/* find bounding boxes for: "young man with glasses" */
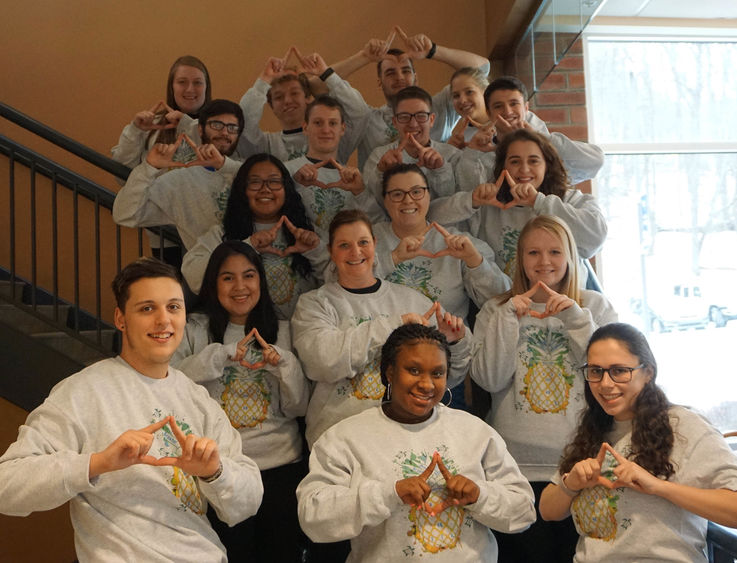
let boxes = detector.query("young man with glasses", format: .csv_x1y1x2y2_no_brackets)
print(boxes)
284,95,384,239
325,28,490,167
362,86,461,211
113,100,245,251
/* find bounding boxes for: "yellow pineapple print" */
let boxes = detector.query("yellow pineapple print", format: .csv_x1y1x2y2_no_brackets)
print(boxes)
350,357,385,400
401,452,464,554
264,258,296,305
571,485,619,541
221,366,271,428
171,466,205,515
521,328,575,413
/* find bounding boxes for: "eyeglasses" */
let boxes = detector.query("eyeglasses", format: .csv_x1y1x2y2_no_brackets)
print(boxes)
385,186,429,203
580,364,645,383
246,177,284,191
394,111,431,124
206,120,240,134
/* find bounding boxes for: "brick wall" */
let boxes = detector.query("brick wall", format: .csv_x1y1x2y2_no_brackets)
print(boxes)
528,38,592,193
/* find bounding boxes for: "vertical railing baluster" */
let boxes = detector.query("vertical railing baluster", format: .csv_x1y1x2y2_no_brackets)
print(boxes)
138,228,144,257
51,172,59,322
116,224,122,273
30,161,37,309
73,185,80,334
9,151,16,301
95,195,102,347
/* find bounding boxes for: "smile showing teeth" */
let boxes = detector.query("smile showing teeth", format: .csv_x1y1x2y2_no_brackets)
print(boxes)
149,332,172,340
347,259,365,265
400,208,417,214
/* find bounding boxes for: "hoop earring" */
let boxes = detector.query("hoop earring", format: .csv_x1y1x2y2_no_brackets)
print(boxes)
442,387,453,407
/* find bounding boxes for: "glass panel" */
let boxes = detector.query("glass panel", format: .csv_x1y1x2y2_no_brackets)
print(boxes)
533,2,556,90
595,152,737,430
515,30,535,98
588,40,737,144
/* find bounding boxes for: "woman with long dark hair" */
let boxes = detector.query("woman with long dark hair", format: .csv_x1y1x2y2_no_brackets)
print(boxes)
173,240,309,562
539,323,737,562
182,153,327,319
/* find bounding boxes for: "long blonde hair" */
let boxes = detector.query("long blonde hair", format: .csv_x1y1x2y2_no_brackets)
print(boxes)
498,215,581,305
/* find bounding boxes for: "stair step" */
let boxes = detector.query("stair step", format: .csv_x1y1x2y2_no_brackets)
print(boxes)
0,304,58,334
30,331,109,365
0,279,27,300
79,329,117,350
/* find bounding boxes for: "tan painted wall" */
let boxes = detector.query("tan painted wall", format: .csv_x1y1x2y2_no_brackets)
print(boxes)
0,1,488,557
0,0,488,322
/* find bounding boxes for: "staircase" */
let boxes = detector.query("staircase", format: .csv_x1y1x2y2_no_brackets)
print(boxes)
0,102,180,411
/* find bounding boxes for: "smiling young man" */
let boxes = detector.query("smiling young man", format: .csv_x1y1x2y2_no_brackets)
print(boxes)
456,75,605,191
236,56,364,165
284,95,384,238
113,99,245,251
0,258,263,562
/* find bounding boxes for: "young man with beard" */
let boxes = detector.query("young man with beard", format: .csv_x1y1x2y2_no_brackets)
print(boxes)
113,100,245,251
0,258,263,562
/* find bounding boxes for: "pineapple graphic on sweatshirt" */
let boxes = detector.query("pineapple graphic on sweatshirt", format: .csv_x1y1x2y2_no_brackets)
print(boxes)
518,325,576,414
154,413,205,515
396,449,467,555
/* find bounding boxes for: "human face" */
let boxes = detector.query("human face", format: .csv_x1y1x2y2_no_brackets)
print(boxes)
172,65,207,115
200,113,240,156
451,75,487,123
385,340,447,423
245,161,286,223
304,105,345,156
587,338,652,421
384,171,429,234
378,54,416,98
393,98,435,147
329,221,376,288
269,79,309,129
114,277,185,379
487,88,528,129
216,254,260,325
521,228,568,293
504,140,546,190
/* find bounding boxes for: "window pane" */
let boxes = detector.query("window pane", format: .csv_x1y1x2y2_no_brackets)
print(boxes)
588,40,737,144
596,152,737,430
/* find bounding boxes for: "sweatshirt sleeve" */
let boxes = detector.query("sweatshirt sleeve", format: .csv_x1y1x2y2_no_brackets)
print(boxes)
548,133,605,185
460,232,511,304
455,148,495,191
267,323,309,418
296,432,402,542
181,225,224,294
0,401,96,516
464,428,536,533
112,161,171,228
236,79,270,158
196,406,263,526
291,291,403,384
170,318,236,384
111,123,151,169
470,299,521,393
532,189,608,259
327,73,371,161
362,145,389,205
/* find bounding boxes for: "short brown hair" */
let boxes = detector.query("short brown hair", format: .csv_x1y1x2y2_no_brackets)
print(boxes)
328,209,374,248
112,257,181,310
266,73,311,106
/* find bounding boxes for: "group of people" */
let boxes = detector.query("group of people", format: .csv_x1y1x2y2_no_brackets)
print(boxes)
1,26,736,563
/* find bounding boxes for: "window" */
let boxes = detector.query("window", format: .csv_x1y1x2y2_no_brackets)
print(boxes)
585,34,737,430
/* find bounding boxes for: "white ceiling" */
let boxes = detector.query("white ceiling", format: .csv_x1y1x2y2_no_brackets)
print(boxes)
597,0,737,19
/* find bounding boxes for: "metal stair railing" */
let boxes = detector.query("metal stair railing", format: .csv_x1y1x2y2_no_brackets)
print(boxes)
0,102,180,354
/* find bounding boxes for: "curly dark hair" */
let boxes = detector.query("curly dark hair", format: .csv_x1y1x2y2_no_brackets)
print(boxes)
198,240,278,346
380,324,451,392
559,323,675,479
493,129,570,199
222,153,314,279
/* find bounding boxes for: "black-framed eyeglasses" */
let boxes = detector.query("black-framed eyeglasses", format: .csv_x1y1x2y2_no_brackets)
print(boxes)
385,186,429,203
206,120,240,134
580,364,645,383
394,111,431,124
246,178,284,191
